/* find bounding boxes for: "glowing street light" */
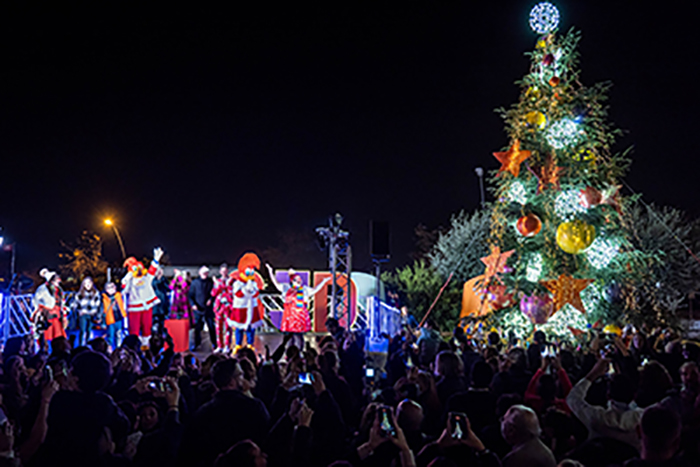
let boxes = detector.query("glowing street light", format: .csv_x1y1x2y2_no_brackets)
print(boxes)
104,218,127,259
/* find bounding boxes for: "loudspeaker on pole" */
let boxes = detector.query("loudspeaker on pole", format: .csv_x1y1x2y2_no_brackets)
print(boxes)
370,220,390,260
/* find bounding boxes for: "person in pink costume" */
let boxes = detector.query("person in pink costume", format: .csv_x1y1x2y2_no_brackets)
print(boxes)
169,269,191,320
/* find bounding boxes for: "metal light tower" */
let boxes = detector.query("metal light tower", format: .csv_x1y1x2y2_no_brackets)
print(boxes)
316,213,352,328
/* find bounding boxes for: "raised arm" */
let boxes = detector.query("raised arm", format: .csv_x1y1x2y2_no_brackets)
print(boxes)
525,368,544,400
566,358,608,427
308,276,332,296
148,247,164,276
265,263,284,293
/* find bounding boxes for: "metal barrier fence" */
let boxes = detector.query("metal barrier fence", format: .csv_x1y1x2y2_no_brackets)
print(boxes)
365,296,402,353
0,291,371,346
0,293,36,345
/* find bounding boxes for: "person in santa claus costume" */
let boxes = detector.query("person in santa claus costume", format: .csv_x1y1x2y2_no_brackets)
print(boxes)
211,263,233,353
32,268,67,346
121,247,164,345
226,253,265,349
266,263,330,350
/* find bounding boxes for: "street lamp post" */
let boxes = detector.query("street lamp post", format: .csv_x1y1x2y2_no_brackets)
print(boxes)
104,219,127,259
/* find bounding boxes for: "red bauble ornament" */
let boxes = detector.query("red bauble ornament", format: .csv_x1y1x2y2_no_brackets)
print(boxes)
516,213,542,237
485,283,514,311
549,76,560,87
579,186,602,208
543,54,554,66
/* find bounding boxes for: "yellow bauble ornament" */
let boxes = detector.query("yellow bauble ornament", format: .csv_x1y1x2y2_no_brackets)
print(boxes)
525,111,547,129
556,220,596,254
573,147,596,163
526,86,541,101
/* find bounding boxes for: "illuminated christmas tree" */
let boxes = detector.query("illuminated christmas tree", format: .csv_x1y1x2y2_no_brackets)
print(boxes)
481,3,643,338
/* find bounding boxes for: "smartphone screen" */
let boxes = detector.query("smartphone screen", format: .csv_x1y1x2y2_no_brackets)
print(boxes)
379,407,396,437
449,412,467,439
298,373,313,385
365,367,375,378
148,380,163,391
607,362,615,375
43,366,54,383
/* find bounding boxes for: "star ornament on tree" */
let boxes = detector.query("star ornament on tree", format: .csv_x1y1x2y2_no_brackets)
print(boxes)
480,246,515,284
535,156,563,193
540,273,594,314
493,140,532,177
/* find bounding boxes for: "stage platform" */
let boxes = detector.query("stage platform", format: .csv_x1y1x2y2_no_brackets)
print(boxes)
189,328,325,361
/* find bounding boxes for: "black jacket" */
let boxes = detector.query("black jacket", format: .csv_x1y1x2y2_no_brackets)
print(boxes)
35,390,129,467
178,389,270,467
188,277,214,311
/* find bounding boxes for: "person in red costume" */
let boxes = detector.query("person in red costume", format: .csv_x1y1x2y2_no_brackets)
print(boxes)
266,264,330,350
122,247,164,345
32,268,67,345
211,263,233,353
226,253,265,349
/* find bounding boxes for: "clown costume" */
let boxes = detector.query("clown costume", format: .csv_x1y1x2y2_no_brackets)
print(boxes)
266,264,330,349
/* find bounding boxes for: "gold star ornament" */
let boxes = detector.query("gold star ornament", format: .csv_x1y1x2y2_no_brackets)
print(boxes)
493,140,532,177
480,246,515,284
540,274,593,314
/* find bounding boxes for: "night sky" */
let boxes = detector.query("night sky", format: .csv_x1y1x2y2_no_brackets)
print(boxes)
1,2,698,275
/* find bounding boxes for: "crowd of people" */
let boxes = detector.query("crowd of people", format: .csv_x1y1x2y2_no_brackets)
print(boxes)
9,248,700,465
3,298,700,467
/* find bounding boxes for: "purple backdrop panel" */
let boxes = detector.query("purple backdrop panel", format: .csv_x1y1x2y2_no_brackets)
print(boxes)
269,310,283,330
275,270,311,287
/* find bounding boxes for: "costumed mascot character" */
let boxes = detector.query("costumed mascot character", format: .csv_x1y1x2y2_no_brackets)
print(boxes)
227,253,265,349
266,263,330,349
31,268,67,346
211,263,233,353
122,247,163,346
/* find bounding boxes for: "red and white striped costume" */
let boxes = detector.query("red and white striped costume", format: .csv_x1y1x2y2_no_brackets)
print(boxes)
211,275,233,349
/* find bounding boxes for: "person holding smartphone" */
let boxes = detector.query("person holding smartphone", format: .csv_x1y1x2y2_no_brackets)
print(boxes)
355,406,416,467
566,357,643,451
524,350,573,415
411,411,499,466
